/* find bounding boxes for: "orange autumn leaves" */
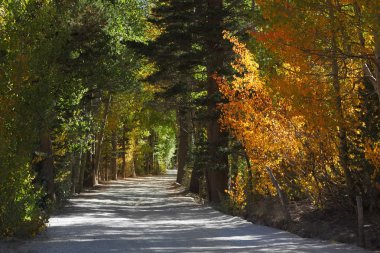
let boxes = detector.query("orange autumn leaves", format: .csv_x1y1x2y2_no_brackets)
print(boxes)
217,32,302,195
218,0,380,206
217,31,345,200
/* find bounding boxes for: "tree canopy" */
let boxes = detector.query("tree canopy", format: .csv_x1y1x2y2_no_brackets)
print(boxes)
1,0,380,248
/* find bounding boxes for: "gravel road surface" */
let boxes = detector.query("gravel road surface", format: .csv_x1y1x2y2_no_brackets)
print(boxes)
0,171,370,253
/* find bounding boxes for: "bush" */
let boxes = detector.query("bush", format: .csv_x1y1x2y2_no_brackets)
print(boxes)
224,172,247,216
0,160,46,238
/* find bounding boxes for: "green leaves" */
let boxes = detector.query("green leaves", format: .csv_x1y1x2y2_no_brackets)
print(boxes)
0,0,155,237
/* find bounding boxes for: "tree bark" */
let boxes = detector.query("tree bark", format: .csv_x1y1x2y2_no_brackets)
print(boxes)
329,0,355,201
145,130,155,175
176,107,190,184
39,130,55,202
131,138,138,177
205,0,229,203
356,196,365,247
354,2,380,106
244,153,254,215
121,126,127,179
76,149,88,194
189,167,202,194
70,152,76,194
351,2,379,211
105,153,109,181
328,1,355,201
132,152,137,178
70,151,82,194
190,124,203,194
111,130,118,180
266,166,291,220
83,144,94,187
154,153,160,175
93,95,112,186
373,13,380,105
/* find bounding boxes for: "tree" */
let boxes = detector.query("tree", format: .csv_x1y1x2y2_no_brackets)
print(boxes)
0,0,153,237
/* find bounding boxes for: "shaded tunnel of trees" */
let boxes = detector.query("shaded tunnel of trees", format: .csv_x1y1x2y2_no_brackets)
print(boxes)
1,0,380,248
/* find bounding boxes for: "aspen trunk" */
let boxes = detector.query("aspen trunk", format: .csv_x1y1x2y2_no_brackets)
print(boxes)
70,153,76,194
266,166,291,220
83,145,95,187
70,151,82,194
105,154,109,181
145,131,155,175
328,1,355,202
93,95,112,186
111,130,118,180
154,154,160,175
39,130,55,202
356,196,365,247
76,150,88,194
354,2,380,106
131,152,137,178
154,131,159,174
121,126,127,179
131,138,138,178
374,13,380,105
352,2,378,211
244,154,254,215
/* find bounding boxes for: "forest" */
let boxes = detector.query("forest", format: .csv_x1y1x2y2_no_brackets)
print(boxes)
1,0,380,250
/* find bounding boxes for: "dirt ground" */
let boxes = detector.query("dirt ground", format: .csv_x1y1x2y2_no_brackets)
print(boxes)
247,198,380,251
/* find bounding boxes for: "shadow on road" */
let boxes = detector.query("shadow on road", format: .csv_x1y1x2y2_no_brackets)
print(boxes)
2,173,369,253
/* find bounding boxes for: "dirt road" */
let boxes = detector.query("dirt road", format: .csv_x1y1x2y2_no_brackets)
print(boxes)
1,172,369,253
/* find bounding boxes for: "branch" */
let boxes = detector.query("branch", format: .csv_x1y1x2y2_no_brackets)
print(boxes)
363,63,377,87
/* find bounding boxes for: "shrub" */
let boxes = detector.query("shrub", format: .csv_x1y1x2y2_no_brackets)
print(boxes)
0,160,46,238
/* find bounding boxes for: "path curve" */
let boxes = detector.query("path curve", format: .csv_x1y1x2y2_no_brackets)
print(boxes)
2,172,370,253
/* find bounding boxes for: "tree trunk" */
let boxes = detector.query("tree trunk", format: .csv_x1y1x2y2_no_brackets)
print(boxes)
93,95,112,186
328,1,355,202
90,141,95,184
266,166,291,220
121,126,127,179
76,150,88,194
146,131,155,175
205,0,229,203
70,152,76,194
39,130,55,202
154,153,160,175
176,107,190,184
111,130,118,180
132,152,137,178
354,2,380,106
352,2,378,211
373,13,380,105
70,151,82,194
83,144,95,187
190,125,205,194
189,166,202,194
244,153,254,215
356,196,365,247
131,138,138,177
105,154,109,181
